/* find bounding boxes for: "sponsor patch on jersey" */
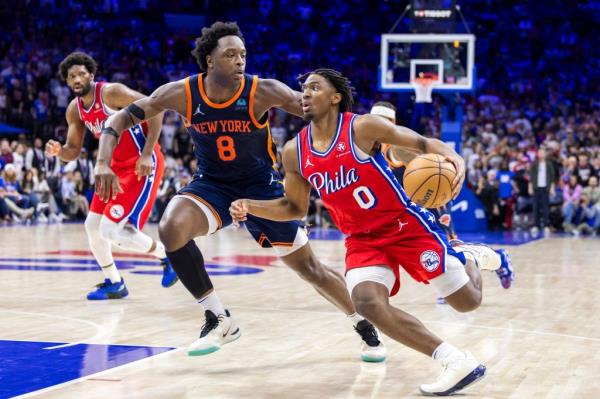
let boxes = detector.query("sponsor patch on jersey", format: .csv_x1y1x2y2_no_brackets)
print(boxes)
420,250,440,272
109,204,125,219
336,142,346,152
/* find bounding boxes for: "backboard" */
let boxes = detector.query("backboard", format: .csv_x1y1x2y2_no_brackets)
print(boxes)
379,33,475,92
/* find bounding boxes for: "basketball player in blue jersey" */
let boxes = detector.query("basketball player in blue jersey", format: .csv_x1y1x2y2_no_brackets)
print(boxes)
94,22,384,360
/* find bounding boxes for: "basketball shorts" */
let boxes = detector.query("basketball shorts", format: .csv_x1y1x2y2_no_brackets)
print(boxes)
345,207,465,296
89,150,164,230
177,172,303,253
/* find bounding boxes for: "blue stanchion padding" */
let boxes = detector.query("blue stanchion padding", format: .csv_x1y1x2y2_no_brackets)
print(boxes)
451,187,487,233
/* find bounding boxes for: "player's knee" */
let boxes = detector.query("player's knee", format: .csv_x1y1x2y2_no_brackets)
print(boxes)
452,292,482,313
353,294,386,321
295,259,327,286
99,217,120,242
158,216,185,251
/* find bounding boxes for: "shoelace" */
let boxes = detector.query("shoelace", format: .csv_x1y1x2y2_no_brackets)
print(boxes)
355,321,380,347
199,311,219,338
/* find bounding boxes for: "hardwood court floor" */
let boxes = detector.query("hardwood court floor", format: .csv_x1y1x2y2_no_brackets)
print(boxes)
1,223,599,398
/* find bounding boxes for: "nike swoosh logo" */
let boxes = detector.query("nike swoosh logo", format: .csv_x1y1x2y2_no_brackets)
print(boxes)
222,326,239,338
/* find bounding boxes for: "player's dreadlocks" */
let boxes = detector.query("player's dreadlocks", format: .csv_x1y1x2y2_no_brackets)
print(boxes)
191,21,245,70
298,68,355,112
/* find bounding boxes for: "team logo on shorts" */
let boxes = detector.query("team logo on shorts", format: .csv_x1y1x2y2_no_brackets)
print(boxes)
109,205,125,219
420,250,440,272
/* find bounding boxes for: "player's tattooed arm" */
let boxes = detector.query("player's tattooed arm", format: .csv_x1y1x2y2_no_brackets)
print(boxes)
230,140,311,223
253,78,303,118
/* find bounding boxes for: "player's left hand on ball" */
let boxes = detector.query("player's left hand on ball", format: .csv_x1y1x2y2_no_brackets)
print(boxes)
94,161,123,202
229,199,249,227
445,155,466,199
135,154,153,179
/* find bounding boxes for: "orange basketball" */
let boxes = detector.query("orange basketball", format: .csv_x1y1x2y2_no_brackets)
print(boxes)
403,154,456,208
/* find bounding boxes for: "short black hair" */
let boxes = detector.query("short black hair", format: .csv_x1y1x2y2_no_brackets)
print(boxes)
191,21,245,70
372,101,396,111
58,52,97,81
298,68,355,112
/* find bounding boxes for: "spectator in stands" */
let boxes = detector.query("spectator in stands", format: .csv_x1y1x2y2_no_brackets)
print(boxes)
60,171,88,219
562,174,583,229
0,139,14,166
476,171,502,231
529,147,556,235
34,170,66,223
576,153,596,186
0,164,34,222
563,193,596,236
25,137,47,173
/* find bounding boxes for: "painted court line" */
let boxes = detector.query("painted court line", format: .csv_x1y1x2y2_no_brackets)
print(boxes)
0,309,108,349
12,347,183,399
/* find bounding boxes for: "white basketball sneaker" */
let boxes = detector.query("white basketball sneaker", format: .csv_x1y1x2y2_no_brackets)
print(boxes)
188,309,241,356
453,243,501,271
355,320,386,363
419,351,486,396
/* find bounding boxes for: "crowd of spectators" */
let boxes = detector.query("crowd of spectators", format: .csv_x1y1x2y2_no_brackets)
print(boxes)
0,0,598,233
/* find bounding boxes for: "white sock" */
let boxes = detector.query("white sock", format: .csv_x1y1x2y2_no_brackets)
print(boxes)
198,291,226,317
348,312,366,327
147,240,167,259
432,342,461,361
100,263,121,284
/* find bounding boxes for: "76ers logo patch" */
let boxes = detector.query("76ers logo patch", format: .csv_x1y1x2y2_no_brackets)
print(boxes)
110,205,125,219
420,250,440,272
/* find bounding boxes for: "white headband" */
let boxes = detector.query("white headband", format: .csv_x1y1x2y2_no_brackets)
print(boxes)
370,105,396,121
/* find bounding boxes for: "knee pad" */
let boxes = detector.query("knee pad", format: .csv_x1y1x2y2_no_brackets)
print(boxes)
99,216,122,242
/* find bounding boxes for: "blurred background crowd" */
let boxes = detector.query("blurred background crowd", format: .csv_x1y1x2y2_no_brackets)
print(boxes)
0,0,598,234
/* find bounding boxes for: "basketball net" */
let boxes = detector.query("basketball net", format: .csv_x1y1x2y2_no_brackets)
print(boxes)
411,76,438,103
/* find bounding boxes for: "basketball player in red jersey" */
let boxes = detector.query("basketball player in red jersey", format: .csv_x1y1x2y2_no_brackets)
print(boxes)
93,22,384,361
230,69,508,396
46,52,178,300
370,101,514,292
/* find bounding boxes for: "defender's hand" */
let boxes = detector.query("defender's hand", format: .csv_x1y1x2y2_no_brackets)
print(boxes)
94,162,123,202
229,199,249,227
135,154,153,180
45,140,61,157
445,155,466,199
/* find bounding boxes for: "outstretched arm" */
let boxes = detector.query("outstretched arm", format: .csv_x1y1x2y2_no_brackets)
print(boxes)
230,139,312,223
45,100,85,162
103,83,165,178
355,114,466,198
253,78,303,119
95,81,187,201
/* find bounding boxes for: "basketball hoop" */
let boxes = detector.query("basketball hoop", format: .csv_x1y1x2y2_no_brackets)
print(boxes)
411,73,439,103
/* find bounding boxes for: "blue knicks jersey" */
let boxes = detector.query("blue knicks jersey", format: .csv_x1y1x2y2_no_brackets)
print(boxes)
184,73,277,182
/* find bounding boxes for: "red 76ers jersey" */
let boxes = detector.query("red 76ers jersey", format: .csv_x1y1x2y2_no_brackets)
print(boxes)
298,112,424,235
76,82,156,168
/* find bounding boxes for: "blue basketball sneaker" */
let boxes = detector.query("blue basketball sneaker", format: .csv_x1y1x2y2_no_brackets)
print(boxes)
495,249,514,289
87,278,129,300
160,258,178,288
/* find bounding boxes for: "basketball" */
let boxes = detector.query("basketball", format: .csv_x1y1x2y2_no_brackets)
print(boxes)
403,154,456,208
